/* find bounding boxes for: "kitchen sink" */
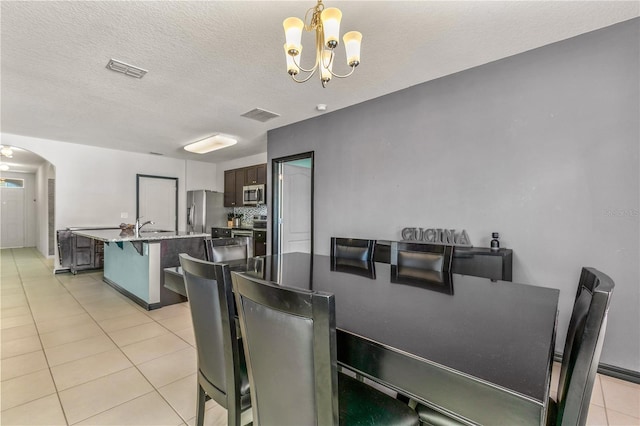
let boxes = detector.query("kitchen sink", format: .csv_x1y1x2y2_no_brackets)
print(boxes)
139,229,175,234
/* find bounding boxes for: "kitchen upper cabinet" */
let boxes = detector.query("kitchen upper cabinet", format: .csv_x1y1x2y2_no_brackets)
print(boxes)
224,169,246,207
224,170,237,207
246,163,266,185
224,163,267,207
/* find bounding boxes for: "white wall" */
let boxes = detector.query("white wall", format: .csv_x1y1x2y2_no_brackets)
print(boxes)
34,162,50,255
1,133,193,266
268,20,639,372
185,160,217,191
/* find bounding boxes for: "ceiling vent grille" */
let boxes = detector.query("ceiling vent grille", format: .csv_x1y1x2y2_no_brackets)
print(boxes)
106,59,148,79
241,108,280,122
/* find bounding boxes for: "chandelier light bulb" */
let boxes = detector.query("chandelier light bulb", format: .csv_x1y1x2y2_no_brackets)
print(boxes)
284,44,300,75
320,50,333,84
283,17,304,56
320,7,342,49
343,31,362,67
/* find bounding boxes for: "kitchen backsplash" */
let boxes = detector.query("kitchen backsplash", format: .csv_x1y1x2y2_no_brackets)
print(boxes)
226,205,268,227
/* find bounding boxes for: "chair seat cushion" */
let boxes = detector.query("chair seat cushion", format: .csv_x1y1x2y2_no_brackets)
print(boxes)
415,403,465,426
338,373,419,426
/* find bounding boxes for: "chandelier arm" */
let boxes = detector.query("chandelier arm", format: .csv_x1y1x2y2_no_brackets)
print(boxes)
292,54,319,74
327,65,357,79
290,68,319,83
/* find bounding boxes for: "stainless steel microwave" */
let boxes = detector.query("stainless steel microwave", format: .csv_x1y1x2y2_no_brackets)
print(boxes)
243,184,265,205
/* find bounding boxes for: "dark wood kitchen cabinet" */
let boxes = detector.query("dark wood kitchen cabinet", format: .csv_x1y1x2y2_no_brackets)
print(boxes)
224,169,246,207
245,163,266,185
57,229,108,274
212,227,232,238
253,229,267,256
224,163,267,207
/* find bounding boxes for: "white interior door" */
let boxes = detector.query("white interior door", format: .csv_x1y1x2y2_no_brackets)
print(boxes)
137,176,177,231
1,187,25,248
281,163,311,253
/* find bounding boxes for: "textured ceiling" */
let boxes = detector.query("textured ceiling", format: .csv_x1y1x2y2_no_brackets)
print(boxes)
1,1,638,166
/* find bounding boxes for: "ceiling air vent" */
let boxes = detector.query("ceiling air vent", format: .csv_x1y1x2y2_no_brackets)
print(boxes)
106,59,148,79
241,108,280,123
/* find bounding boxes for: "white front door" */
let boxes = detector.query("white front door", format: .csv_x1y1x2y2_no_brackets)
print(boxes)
137,176,177,231
281,163,311,253
1,187,25,248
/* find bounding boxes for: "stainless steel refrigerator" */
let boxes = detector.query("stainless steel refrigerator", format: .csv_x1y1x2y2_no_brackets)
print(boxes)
187,190,227,233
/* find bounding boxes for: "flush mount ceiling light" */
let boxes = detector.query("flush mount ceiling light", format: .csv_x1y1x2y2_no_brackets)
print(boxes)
0,164,9,171
283,0,362,88
184,135,237,154
106,59,148,79
0,145,14,158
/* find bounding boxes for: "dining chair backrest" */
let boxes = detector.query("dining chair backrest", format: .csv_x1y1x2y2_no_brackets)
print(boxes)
179,254,250,426
390,241,453,275
231,272,338,426
205,236,253,263
330,237,375,261
554,267,614,426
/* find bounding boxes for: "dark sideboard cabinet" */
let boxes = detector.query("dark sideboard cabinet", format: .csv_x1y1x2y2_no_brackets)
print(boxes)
374,241,513,282
451,247,513,281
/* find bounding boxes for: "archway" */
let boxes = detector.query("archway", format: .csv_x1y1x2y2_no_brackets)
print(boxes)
0,145,56,257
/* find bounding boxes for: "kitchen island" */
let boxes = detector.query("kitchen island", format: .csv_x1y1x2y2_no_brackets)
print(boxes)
73,229,208,309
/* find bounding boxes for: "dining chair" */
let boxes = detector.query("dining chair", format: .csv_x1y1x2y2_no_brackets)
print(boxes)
330,257,377,279
546,267,615,426
205,236,253,262
390,242,453,279
331,237,376,261
230,272,420,426
179,254,251,426
413,267,615,426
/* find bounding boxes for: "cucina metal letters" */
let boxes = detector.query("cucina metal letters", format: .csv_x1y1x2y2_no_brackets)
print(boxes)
401,228,472,247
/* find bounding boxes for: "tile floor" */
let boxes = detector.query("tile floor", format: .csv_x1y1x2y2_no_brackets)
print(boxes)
1,247,639,425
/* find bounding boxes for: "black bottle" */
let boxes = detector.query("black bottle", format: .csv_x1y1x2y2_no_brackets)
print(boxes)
490,232,500,251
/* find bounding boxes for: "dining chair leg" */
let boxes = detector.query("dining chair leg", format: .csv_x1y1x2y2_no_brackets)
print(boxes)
196,383,206,426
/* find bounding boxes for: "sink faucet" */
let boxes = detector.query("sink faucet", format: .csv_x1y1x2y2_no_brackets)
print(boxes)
135,218,154,234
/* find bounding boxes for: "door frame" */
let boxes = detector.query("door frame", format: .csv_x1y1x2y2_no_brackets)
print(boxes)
271,152,314,255
136,174,179,231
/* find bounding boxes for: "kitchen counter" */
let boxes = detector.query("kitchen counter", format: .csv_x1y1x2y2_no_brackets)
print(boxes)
73,229,208,242
75,229,207,310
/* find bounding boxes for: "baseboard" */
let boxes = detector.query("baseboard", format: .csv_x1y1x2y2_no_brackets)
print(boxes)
554,353,640,384
102,276,154,311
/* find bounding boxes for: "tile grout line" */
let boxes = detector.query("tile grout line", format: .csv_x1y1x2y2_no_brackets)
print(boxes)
5,247,71,426
55,269,196,424
2,250,162,424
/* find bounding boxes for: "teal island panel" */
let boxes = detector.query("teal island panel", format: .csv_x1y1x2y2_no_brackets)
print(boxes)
104,241,150,303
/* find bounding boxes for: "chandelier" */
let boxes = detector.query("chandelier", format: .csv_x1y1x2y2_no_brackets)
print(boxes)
283,0,362,88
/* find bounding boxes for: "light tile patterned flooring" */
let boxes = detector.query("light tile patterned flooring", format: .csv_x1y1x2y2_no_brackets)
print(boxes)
1,248,225,425
1,247,639,425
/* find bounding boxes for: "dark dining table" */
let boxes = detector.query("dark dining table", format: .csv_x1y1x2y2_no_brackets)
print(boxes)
168,252,559,425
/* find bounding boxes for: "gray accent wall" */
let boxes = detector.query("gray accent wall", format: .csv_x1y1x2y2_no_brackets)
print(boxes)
268,19,639,372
